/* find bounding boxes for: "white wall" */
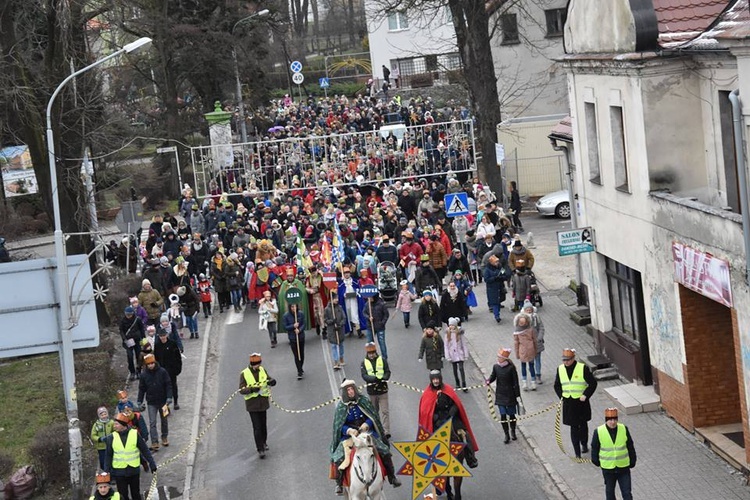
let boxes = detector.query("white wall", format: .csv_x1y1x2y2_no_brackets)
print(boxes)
364,1,456,77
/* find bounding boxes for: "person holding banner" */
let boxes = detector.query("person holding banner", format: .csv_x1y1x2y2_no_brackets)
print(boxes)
282,289,307,380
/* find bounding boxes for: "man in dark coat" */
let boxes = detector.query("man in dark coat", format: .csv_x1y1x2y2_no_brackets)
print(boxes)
374,235,398,265
362,293,390,359
188,233,209,277
554,348,598,459
120,306,145,382
136,353,173,452
154,329,182,410
483,254,509,322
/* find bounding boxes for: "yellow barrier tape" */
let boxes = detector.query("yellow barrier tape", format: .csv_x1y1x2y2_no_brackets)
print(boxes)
553,398,593,464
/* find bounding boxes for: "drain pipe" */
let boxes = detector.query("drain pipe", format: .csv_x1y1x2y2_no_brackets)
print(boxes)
550,138,583,290
729,89,750,284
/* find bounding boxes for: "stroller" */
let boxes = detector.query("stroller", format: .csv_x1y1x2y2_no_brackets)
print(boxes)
377,261,398,303
528,270,543,307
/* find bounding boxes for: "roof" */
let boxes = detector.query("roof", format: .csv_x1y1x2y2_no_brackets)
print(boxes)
549,116,573,143
682,0,750,47
653,0,731,46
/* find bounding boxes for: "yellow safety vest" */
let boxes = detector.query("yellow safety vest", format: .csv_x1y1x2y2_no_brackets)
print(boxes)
597,423,630,469
111,429,140,469
242,366,270,400
558,362,586,399
90,492,120,500
364,357,385,379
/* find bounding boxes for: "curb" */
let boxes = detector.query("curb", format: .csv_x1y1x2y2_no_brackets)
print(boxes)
182,314,213,500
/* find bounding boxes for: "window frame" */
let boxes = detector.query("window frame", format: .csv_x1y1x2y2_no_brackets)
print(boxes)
545,8,567,37
605,258,640,343
500,13,520,45
610,105,630,193
388,11,409,31
584,101,602,185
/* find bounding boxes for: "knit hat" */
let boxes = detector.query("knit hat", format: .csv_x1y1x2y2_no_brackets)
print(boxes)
513,239,523,247
97,406,108,417
454,270,463,276
422,290,432,297
420,254,430,262
176,286,186,296
142,279,151,287
448,317,459,326
160,313,169,323
400,280,408,286
124,306,134,314
169,294,179,304
522,299,533,311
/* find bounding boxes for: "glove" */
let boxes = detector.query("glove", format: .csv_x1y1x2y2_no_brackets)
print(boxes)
418,358,422,362
359,423,370,433
239,387,252,395
151,466,157,473
138,402,146,411
346,428,359,437
268,378,277,387
166,398,173,406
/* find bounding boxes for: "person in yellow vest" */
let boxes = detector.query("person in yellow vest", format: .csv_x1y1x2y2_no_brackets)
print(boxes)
103,413,157,500
553,348,598,459
591,408,636,500
360,342,392,439
239,352,277,458
91,472,119,500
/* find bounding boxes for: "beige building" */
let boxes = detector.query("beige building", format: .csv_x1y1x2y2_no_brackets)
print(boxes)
559,0,750,469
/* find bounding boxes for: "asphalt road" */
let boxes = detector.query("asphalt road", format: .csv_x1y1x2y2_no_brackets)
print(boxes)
192,298,563,499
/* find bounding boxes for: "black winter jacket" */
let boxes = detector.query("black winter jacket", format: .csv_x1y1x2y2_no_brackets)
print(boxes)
137,363,173,406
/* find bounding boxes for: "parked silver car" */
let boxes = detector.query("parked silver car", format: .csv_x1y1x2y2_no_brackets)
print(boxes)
535,190,571,218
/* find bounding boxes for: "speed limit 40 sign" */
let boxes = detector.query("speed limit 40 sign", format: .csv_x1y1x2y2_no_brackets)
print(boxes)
292,72,304,85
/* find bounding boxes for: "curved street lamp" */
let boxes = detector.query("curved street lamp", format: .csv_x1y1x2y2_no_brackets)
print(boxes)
232,9,270,143
44,36,152,497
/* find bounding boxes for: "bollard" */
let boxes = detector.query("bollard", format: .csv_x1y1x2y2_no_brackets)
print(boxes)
526,232,536,248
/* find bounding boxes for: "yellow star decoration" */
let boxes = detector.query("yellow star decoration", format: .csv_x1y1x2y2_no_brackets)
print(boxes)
393,420,472,500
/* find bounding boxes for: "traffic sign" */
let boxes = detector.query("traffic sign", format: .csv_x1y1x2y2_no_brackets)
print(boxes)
359,285,379,298
292,72,304,85
444,193,470,217
319,77,330,88
285,287,303,305
290,60,303,73
156,146,177,154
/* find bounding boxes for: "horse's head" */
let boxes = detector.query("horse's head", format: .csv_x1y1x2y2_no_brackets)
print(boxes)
352,431,375,450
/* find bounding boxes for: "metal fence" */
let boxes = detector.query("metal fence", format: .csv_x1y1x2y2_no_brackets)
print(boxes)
190,120,478,198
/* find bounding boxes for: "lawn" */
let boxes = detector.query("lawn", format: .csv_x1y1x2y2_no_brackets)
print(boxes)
0,355,65,464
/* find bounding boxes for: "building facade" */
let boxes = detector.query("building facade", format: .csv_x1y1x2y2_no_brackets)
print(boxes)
561,0,750,464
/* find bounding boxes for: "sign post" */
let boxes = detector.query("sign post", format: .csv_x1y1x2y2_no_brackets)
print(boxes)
285,287,303,358
360,285,378,340
444,193,470,217
319,77,330,98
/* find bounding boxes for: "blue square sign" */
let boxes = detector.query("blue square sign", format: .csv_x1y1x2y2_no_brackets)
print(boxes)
444,192,469,217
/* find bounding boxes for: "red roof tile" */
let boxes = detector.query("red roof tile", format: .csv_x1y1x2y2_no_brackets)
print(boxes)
652,0,730,45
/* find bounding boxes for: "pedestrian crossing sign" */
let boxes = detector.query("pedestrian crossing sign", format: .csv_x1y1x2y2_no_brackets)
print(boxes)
444,193,469,217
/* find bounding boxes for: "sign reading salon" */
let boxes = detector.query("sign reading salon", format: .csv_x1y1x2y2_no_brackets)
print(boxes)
672,242,733,308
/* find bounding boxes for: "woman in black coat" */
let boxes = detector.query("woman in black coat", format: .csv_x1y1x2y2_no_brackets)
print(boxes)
439,282,467,327
488,348,521,444
417,292,441,329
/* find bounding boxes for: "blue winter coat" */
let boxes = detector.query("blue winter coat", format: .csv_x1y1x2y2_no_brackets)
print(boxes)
483,264,507,307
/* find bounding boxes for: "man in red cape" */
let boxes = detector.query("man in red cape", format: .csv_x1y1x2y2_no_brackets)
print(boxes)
418,370,478,499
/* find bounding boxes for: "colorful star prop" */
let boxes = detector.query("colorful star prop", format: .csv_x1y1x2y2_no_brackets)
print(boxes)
393,420,472,500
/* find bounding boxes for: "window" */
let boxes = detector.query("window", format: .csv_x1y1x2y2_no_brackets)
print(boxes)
500,14,519,45
545,8,567,37
388,11,409,31
610,106,629,192
605,258,641,343
585,102,602,184
719,91,741,212
425,55,438,72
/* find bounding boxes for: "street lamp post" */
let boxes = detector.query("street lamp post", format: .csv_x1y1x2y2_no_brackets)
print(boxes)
45,36,152,498
232,8,270,144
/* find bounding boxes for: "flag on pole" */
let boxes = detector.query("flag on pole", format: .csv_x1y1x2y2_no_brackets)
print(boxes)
321,239,332,269
332,217,345,271
295,225,312,270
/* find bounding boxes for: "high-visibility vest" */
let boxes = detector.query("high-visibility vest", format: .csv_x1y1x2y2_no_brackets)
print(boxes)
111,429,140,469
364,357,385,379
242,367,270,400
90,492,120,500
558,362,586,399
597,424,630,469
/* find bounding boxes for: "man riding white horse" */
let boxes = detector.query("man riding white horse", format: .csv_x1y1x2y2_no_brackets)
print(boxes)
331,379,402,495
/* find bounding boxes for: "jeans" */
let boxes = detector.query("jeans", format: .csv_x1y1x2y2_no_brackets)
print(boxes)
491,304,501,320
169,372,179,405
289,334,305,374
231,289,242,307
248,410,268,452
331,343,344,363
184,312,198,334
534,352,542,377
603,469,632,500
364,329,373,342
520,361,536,379
147,403,168,443
374,330,388,360
97,449,106,470
403,312,410,326
267,322,277,344
369,392,390,435
126,344,141,375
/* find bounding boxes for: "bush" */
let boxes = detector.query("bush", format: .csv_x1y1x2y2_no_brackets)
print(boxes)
410,73,434,88
105,274,143,325
0,450,14,478
29,423,70,486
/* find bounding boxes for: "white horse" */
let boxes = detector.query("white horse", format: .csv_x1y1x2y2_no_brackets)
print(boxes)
345,432,384,500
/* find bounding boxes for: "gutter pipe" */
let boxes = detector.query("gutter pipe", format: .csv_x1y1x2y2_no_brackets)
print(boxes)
729,89,750,284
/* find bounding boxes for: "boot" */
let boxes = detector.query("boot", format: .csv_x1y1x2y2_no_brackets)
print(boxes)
382,455,402,487
501,420,510,444
316,325,321,336
339,357,346,367
522,379,529,391
335,469,344,496
536,374,543,385
530,379,537,391
195,332,200,339
161,437,169,447
322,327,328,340
510,420,517,441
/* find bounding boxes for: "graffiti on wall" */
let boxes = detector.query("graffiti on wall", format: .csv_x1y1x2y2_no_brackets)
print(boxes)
649,286,683,382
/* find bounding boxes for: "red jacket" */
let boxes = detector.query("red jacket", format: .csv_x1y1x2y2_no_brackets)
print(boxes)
399,241,423,267
418,383,479,452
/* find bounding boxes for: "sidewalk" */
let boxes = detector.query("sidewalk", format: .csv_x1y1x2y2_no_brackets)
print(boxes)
464,282,750,499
